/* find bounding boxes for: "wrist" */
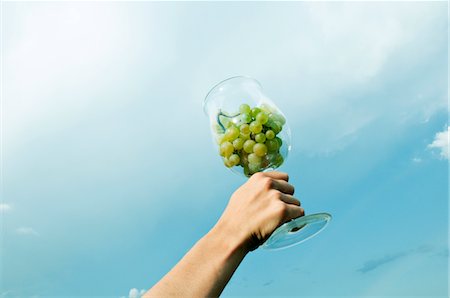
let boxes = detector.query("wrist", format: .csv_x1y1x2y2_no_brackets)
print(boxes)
208,220,251,257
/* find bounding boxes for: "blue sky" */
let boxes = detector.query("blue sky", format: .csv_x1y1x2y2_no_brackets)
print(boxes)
1,2,448,297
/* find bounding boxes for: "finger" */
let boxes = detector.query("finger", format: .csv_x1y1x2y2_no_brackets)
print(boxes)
263,171,289,182
280,194,300,206
271,179,295,195
284,205,305,222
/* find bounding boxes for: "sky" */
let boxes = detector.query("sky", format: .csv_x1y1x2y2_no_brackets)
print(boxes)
1,1,448,297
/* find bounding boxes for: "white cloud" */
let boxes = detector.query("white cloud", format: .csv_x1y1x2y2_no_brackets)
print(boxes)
412,157,422,163
428,126,449,160
194,2,447,155
128,288,146,298
0,203,12,212
5,2,446,158
4,2,176,152
15,227,39,236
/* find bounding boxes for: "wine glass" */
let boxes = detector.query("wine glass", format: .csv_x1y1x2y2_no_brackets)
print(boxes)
203,76,331,250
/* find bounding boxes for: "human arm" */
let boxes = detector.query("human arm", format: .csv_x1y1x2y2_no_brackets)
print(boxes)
144,171,304,297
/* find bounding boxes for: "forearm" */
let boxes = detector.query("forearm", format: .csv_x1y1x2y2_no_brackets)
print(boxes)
144,222,249,297
145,172,302,297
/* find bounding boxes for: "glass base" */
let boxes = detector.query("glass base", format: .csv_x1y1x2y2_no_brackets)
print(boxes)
261,213,332,250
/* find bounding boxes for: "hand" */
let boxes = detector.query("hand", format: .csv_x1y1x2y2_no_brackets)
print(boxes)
214,171,304,252
145,171,303,297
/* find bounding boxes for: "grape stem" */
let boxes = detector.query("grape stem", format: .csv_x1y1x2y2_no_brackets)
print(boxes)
217,110,240,131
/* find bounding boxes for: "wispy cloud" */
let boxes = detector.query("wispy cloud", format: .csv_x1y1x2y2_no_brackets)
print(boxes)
435,248,449,258
5,3,148,151
357,245,444,274
428,126,449,160
15,227,39,236
358,252,407,273
412,157,422,163
0,203,12,213
127,288,146,298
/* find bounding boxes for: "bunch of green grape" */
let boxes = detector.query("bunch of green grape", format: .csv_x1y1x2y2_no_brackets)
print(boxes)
214,103,286,177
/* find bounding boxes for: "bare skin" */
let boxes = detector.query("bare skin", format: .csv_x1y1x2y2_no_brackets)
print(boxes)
144,171,304,298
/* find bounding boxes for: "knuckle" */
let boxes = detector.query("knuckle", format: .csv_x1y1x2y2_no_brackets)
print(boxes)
249,173,263,184
262,177,273,190
252,172,265,180
268,189,281,199
274,202,288,217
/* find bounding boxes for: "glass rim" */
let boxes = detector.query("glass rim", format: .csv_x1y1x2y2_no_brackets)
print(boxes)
203,75,263,116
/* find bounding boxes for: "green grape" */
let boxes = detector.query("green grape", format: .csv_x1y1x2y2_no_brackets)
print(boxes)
266,152,277,163
260,103,276,114
275,136,283,147
220,141,234,157
248,162,261,174
240,152,249,166
233,137,245,150
240,123,250,135
265,139,279,153
232,115,244,126
239,104,251,114
223,157,233,168
240,132,250,140
265,118,275,131
261,155,270,168
243,139,256,153
243,166,251,177
229,154,240,166
269,120,282,134
253,143,268,157
248,153,262,165
216,134,225,145
255,112,269,124
272,113,286,125
240,113,252,124
265,130,275,140
249,121,263,134
218,104,285,171
255,133,266,143
251,107,261,118
219,115,233,129
273,153,284,167
225,126,239,141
